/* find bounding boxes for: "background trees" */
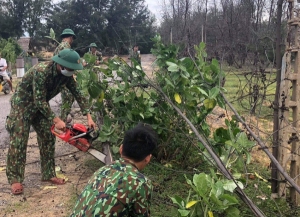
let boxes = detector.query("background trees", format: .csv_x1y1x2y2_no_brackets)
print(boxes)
0,0,287,64
0,0,156,55
158,0,284,68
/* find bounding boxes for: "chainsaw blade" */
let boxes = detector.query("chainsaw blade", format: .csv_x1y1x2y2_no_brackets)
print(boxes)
87,148,107,163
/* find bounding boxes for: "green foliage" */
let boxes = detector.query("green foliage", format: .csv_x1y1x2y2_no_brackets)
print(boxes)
0,38,22,63
47,0,156,54
44,28,59,44
0,0,53,38
170,172,240,217
77,35,251,167
77,36,259,216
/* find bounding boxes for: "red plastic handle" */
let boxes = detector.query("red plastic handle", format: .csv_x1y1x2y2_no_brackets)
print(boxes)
50,125,72,142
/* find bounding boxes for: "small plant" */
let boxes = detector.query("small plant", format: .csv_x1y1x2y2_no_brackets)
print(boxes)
170,172,241,217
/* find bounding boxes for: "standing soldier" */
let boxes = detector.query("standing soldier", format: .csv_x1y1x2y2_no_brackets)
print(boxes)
6,49,96,195
54,28,77,122
130,45,141,66
54,28,76,55
88,43,103,65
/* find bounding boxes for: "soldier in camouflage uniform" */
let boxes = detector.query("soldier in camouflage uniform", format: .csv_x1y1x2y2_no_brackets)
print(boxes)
54,29,77,122
54,28,76,55
130,45,141,66
88,42,103,65
70,123,158,217
6,49,96,195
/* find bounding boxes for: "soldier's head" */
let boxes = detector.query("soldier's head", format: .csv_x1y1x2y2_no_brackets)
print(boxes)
89,43,97,52
133,45,139,52
60,28,76,44
52,49,83,77
120,123,158,170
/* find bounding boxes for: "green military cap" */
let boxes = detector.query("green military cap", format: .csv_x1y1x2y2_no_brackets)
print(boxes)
52,49,83,70
60,28,76,39
89,43,97,48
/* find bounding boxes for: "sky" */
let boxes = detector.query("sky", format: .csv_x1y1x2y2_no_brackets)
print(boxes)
144,0,163,24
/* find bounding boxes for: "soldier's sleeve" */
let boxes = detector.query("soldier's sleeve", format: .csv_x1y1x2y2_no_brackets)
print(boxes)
132,181,152,217
32,70,56,121
65,78,90,115
96,51,103,61
54,41,71,55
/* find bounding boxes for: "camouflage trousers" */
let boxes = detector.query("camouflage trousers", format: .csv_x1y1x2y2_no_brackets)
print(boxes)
5,102,56,184
60,86,75,121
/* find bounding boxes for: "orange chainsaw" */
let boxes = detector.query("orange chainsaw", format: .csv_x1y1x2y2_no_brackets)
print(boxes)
51,123,108,164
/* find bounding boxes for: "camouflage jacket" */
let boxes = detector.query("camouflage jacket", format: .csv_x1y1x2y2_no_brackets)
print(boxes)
130,51,141,64
54,41,71,55
11,61,90,121
70,158,153,217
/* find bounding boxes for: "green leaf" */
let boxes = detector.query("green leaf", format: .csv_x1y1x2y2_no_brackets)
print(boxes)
139,113,144,119
209,87,220,99
88,83,102,99
166,61,178,67
219,194,239,206
200,42,206,50
210,194,225,209
204,99,216,109
236,132,255,149
223,180,238,193
170,196,185,208
113,95,124,103
101,128,115,136
211,181,224,198
178,209,190,216
90,71,98,81
126,112,133,121
112,145,119,154
180,57,194,72
168,65,179,72
225,207,240,217
50,28,55,39
246,152,252,164
193,173,209,197
164,78,175,88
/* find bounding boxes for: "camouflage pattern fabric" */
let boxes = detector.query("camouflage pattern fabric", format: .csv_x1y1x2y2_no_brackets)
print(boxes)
54,41,75,121
131,51,141,65
54,41,71,55
5,61,89,184
89,50,103,62
70,158,152,217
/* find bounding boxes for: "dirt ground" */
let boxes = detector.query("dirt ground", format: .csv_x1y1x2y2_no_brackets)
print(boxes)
0,54,157,217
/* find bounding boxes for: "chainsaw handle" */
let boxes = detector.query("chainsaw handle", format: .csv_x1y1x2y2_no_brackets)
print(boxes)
50,124,71,141
51,125,61,137
86,127,94,134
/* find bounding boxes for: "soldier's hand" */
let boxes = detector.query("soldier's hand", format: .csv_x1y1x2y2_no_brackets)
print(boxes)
53,117,66,131
87,113,96,129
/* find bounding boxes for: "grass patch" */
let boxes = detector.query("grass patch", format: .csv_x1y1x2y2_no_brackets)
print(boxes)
65,185,81,217
3,200,30,215
223,71,276,120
